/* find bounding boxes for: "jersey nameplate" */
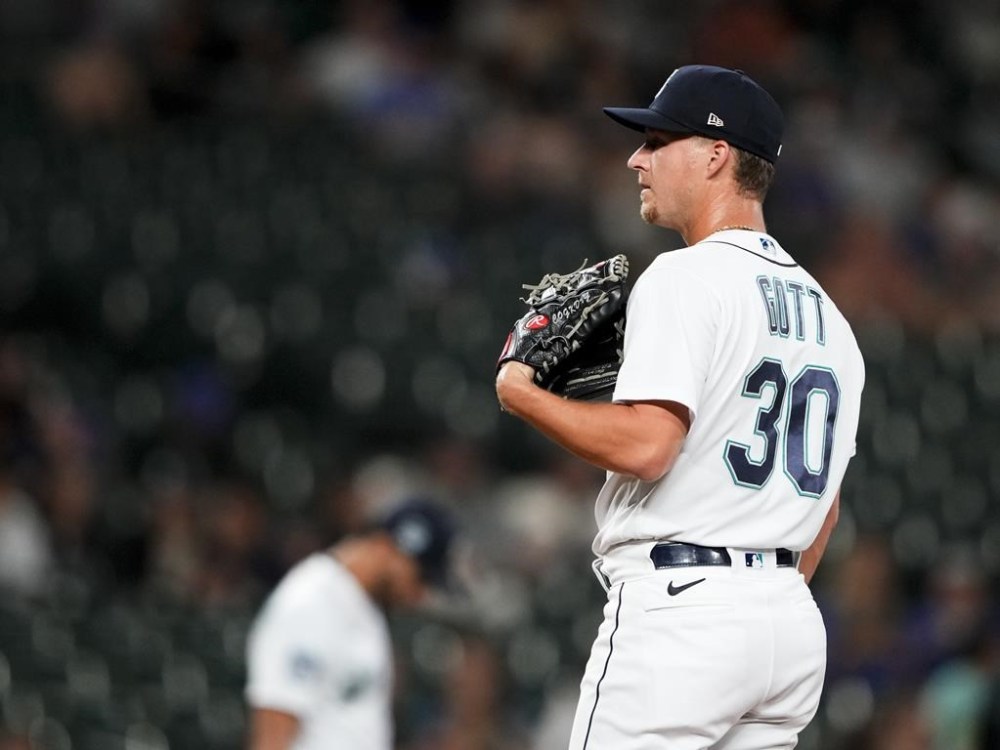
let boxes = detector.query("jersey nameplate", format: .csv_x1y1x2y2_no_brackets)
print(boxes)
756,275,826,345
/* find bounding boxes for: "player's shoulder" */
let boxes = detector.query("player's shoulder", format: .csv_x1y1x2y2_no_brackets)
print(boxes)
252,554,372,639
698,231,798,267
638,241,751,295
267,554,358,614
641,245,715,281
649,242,703,266
808,281,867,374
646,232,789,272
834,308,866,369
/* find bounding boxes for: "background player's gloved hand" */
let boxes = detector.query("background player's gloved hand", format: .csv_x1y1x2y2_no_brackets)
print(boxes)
497,255,629,400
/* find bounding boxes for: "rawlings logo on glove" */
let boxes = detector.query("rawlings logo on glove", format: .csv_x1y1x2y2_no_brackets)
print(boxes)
497,255,629,400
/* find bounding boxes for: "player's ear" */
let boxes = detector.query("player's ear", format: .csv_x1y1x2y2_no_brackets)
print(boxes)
705,139,731,179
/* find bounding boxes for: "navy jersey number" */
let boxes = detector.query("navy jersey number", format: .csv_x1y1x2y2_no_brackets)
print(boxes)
724,358,786,488
725,360,841,497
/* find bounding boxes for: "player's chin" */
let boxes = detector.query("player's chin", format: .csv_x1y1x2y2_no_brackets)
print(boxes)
639,202,658,224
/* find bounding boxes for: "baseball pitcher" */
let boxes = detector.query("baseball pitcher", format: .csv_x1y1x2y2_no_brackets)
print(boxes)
496,65,865,749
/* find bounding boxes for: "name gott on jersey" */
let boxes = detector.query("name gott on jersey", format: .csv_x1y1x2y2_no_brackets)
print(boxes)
756,275,826,345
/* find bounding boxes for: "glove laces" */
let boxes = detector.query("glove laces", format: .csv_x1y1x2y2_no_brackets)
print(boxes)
520,258,591,306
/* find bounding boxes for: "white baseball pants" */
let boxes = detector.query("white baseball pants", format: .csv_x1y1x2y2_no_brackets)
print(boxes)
568,544,826,750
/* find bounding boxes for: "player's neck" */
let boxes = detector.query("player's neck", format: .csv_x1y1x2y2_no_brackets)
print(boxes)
332,538,386,597
683,196,766,245
332,536,406,609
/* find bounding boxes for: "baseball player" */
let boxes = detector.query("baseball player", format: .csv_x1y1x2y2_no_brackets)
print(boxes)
496,65,865,748
244,498,455,750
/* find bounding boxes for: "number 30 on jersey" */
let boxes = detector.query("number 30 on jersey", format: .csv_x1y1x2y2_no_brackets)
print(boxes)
724,359,841,498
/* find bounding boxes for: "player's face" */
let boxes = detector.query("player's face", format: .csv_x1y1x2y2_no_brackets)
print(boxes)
385,551,428,609
627,130,700,228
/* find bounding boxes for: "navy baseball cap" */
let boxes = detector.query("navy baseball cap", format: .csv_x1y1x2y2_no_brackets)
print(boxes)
603,65,784,163
379,498,455,587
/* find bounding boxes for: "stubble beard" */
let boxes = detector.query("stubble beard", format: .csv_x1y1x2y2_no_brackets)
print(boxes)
640,201,657,224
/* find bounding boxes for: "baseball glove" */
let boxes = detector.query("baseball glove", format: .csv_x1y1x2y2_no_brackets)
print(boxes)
497,255,629,400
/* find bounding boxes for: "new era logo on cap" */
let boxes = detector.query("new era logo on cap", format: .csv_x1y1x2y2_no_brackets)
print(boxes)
707,113,724,127
380,498,455,587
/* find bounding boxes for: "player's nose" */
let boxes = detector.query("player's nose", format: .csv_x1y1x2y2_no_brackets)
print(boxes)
627,146,648,171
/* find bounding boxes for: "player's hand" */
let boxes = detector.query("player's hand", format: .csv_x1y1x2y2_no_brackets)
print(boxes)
495,360,536,412
496,256,629,399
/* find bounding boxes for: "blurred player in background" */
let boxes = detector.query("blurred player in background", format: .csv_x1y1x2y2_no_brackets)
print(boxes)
244,498,455,750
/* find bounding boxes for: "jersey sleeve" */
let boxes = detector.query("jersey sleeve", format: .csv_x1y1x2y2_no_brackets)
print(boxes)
612,262,718,417
245,598,337,718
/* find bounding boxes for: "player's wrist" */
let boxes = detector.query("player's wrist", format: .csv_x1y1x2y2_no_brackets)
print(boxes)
495,361,537,412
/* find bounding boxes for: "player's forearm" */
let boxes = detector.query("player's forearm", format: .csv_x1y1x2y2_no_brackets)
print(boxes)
496,364,685,480
798,493,840,584
247,708,300,750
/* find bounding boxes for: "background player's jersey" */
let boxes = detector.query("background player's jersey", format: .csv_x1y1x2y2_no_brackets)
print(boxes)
246,554,393,750
593,230,865,555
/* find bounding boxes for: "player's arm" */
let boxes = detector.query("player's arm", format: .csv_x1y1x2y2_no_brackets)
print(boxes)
797,492,840,584
496,361,690,481
247,707,300,750
245,605,323,750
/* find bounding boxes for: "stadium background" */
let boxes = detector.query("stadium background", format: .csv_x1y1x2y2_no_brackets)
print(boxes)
1,0,999,748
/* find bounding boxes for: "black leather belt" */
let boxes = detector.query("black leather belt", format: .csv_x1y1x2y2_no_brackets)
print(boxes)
650,542,796,569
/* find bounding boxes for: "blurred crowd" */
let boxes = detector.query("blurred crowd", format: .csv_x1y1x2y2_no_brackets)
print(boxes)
3,0,999,328
1,0,1000,749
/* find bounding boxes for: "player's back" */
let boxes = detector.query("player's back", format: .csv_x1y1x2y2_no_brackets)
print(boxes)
594,229,864,554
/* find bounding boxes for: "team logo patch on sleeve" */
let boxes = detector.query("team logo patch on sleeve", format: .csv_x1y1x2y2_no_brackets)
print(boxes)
290,651,325,682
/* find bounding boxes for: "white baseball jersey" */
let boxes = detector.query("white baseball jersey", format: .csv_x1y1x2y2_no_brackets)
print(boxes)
593,229,865,555
245,553,393,750
569,230,865,750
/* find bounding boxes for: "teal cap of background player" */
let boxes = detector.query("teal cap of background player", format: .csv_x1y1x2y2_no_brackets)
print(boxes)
379,497,455,587
603,65,784,163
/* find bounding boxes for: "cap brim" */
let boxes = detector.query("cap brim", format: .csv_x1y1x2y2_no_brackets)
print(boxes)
603,106,694,135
